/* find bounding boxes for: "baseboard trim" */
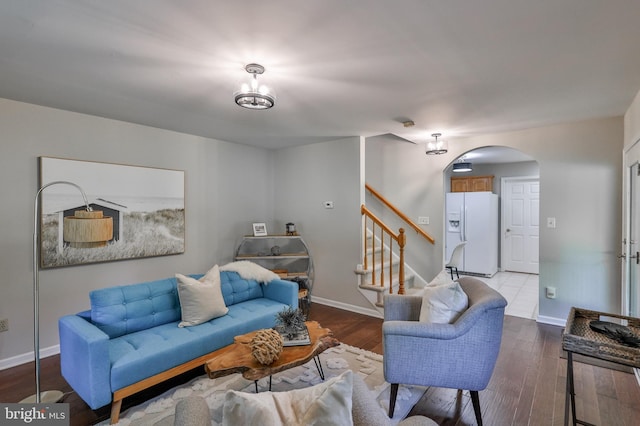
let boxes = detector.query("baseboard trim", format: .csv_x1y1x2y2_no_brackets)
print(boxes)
536,315,566,327
311,296,383,319
0,345,60,371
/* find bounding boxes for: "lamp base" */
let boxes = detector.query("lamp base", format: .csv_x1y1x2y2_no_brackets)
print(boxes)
19,390,64,403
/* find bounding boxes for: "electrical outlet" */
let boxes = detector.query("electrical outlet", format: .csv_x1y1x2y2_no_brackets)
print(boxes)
418,216,429,225
546,287,556,299
0,318,8,332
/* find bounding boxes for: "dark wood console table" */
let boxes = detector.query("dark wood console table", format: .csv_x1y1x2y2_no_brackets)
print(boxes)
562,307,640,426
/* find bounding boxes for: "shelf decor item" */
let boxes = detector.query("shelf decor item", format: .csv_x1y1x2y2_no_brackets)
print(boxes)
286,222,296,235
252,222,267,236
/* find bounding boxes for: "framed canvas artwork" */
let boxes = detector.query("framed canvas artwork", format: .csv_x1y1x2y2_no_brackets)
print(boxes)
38,157,185,268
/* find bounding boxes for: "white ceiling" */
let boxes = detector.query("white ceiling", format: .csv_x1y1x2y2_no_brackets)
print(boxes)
1,1,640,150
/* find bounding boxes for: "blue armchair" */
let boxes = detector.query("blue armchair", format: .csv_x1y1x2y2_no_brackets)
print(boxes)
382,277,507,425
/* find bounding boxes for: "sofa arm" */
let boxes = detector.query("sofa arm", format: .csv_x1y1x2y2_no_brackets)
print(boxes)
262,279,299,309
58,314,112,409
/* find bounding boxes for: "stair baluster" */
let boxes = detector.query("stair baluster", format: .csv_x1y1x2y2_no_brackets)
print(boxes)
360,205,406,295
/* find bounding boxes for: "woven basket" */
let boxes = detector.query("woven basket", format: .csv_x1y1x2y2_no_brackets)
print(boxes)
562,307,640,368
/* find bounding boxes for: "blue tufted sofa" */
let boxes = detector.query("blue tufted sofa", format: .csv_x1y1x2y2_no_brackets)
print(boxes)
58,270,298,423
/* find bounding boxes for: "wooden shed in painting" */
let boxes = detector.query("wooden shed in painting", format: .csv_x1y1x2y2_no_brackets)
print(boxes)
57,202,124,252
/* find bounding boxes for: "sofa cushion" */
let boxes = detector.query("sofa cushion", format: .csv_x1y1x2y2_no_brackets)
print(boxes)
109,297,288,391
90,278,181,338
176,266,228,327
219,271,264,305
222,370,353,426
89,271,268,339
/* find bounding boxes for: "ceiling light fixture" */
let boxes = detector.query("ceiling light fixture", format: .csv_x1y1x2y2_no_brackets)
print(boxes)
235,63,275,110
426,133,448,155
452,158,473,173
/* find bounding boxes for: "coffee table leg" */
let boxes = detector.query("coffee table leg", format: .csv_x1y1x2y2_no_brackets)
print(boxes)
253,376,273,392
313,355,325,380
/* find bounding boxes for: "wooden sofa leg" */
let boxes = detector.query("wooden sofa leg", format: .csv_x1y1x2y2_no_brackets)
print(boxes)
388,383,399,418
470,390,482,426
110,399,122,425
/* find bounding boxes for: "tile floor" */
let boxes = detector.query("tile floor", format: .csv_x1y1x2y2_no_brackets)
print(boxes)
471,271,539,320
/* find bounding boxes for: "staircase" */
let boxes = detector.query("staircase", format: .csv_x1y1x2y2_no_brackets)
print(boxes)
357,184,435,313
356,231,427,313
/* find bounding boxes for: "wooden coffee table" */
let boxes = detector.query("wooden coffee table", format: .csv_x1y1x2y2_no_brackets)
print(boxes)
205,321,339,391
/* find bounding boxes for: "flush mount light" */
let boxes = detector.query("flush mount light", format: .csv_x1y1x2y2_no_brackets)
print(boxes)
235,63,275,110
426,133,448,155
452,158,473,173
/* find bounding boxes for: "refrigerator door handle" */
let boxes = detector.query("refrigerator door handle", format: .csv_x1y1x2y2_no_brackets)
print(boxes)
462,206,467,241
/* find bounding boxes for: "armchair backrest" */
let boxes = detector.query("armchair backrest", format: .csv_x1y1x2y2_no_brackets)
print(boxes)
383,276,507,391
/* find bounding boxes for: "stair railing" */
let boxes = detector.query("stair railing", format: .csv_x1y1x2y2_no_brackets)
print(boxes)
365,183,435,244
361,204,406,294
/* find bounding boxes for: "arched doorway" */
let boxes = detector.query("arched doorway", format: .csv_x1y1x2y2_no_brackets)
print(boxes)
444,146,540,319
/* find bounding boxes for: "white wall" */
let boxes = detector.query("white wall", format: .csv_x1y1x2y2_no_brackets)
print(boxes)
0,98,274,366
0,95,629,367
625,89,640,149
273,138,371,313
366,117,623,324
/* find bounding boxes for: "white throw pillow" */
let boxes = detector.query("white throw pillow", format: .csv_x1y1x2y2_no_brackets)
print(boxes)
176,265,228,327
222,370,354,426
419,281,469,323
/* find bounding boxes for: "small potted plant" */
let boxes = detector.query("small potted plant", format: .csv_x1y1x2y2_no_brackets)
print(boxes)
275,307,306,338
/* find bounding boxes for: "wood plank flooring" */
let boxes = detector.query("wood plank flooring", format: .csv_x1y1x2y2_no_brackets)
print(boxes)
1,303,638,425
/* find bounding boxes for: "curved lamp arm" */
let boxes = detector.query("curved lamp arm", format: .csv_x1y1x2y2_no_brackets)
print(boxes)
31,181,91,403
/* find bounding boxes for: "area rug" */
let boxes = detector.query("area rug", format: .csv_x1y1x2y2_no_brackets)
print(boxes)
105,343,426,425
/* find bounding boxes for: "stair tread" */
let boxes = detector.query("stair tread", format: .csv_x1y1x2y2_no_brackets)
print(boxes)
359,283,388,292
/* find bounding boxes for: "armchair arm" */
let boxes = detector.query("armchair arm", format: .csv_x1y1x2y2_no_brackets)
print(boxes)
383,320,460,340
262,279,299,309
58,314,112,409
383,295,422,321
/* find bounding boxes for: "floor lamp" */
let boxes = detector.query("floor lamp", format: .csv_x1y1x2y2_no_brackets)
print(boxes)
20,181,92,404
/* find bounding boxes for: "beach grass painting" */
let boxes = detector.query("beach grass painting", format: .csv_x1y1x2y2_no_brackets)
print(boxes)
39,157,185,268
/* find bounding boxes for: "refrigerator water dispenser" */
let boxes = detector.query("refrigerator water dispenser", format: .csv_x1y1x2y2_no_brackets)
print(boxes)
447,212,461,232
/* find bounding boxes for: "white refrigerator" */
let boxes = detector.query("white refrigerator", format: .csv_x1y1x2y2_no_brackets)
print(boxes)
445,192,499,277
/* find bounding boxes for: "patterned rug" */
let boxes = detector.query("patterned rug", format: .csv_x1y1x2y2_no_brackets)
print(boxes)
105,344,426,425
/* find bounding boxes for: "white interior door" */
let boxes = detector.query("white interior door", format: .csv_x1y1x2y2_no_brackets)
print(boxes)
502,177,540,274
626,163,640,316
622,138,640,316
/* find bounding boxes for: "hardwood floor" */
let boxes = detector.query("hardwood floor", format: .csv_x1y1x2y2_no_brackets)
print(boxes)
1,303,638,425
